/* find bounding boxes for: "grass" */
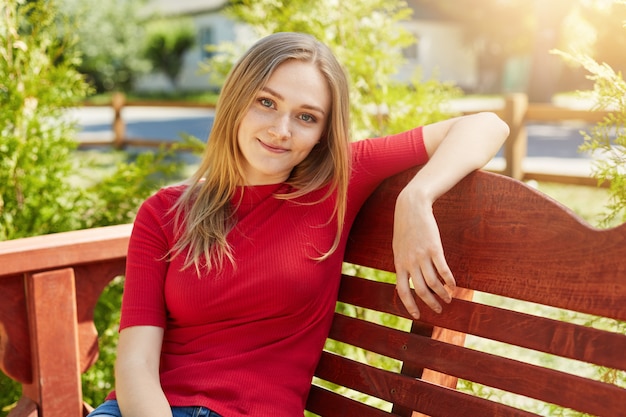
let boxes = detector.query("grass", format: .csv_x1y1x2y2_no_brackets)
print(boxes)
532,180,620,228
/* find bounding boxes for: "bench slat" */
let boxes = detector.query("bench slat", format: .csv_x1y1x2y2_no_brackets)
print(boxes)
315,351,537,417
337,275,626,371
306,385,393,417
329,313,625,416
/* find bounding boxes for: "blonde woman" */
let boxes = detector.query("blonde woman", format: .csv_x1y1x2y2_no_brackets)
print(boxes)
88,32,509,417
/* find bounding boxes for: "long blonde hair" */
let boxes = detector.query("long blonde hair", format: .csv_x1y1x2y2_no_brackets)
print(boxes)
171,32,351,273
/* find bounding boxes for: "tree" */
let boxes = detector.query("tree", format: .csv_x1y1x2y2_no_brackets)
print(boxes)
58,0,150,92
143,19,196,89
203,0,461,139
578,0,626,73
0,0,90,240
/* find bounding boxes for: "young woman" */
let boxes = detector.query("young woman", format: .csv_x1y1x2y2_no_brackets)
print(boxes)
88,32,509,417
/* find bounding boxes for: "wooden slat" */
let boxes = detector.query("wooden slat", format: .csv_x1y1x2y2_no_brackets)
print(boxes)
0,223,131,276
6,397,38,417
329,314,625,416
346,169,626,321
315,352,537,417
525,104,610,123
0,260,126,385
306,385,394,417
0,273,32,383
22,268,83,417
337,275,626,371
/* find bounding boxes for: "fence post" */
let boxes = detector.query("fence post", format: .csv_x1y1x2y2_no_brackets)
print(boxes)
502,93,528,180
112,92,126,149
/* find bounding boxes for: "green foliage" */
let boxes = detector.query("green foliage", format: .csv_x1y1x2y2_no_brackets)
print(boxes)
0,0,90,239
78,146,186,227
202,0,461,139
58,0,150,92
553,49,626,226
144,19,196,88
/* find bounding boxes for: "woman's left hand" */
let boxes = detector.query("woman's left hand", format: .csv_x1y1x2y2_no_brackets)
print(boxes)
392,185,456,319
392,112,509,319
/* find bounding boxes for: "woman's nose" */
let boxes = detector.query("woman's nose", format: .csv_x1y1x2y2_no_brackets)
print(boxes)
268,114,292,139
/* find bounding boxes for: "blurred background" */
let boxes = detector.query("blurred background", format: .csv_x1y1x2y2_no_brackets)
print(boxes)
2,1,626,415
59,0,626,102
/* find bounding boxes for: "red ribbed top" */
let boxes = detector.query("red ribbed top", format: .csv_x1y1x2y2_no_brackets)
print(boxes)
107,127,427,416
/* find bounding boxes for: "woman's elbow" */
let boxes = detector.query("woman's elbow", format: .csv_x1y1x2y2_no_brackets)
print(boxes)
477,111,510,145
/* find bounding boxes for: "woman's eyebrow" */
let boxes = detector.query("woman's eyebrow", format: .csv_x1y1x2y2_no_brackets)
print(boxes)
261,86,326,116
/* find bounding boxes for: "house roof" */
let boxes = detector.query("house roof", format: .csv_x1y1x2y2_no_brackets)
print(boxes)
145,0,227,16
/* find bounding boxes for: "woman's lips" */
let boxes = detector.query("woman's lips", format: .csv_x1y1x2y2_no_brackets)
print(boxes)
258,139,289,153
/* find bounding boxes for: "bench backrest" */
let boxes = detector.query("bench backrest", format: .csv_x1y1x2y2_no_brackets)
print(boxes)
305,168,626,417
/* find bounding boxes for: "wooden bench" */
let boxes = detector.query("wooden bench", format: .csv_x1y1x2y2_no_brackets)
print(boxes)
1,169,625,417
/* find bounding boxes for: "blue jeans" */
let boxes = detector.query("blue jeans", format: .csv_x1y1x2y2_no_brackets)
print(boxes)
88,400,223,417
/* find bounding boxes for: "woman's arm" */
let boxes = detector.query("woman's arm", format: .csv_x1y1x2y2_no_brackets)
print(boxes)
393,112,509,319
115,325,172,417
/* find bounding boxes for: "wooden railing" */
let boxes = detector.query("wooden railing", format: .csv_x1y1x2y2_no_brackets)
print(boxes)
83,92,612,187
0,224,131,417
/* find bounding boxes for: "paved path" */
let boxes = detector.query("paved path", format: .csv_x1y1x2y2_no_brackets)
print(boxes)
71,105,596,178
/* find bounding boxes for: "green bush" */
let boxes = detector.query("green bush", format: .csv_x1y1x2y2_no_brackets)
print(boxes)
59,0,150,93
1,0,88,409
0,0,90,240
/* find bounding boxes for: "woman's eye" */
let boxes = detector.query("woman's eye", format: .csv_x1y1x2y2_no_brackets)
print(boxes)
300,113,316,123
259,98,274,108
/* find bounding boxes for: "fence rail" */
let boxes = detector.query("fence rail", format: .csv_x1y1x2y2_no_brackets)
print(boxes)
84,92,612,187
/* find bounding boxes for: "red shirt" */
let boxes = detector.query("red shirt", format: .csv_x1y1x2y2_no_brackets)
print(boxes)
108,127,427,416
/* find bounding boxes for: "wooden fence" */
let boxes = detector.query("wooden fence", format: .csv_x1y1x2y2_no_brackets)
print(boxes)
85,92,612,187
488,93,610,187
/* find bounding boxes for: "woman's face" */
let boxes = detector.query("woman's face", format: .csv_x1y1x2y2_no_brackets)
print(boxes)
237,60,331,185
